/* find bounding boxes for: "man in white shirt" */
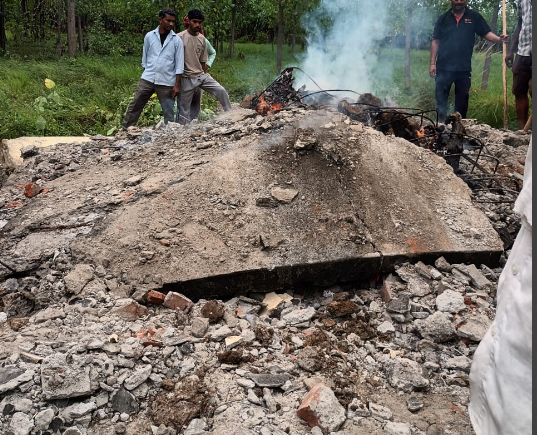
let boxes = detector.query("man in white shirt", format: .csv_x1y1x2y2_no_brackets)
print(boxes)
122,9,184,129
177,9,232,124
469,139,532,435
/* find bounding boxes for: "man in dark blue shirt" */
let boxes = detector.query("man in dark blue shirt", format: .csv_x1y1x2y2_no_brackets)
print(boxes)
430,0,509,123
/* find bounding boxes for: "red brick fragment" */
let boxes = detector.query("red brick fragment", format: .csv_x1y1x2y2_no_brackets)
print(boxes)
297,384,346,432
163,292,194,312
159,239,171,247
6,202,23,209
147,290,166,305
142,340,163,348
24,183,43,198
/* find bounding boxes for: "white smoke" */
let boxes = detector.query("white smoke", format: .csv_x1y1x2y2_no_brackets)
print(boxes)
297,0,391,99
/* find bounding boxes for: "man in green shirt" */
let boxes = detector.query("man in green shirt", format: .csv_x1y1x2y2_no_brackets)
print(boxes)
177,9,231,124
178,14,217,121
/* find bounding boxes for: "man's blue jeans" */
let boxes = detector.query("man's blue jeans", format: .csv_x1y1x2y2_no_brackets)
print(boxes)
435,71,472,123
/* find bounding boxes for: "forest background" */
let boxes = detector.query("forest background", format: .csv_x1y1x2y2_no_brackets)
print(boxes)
0,0,523,139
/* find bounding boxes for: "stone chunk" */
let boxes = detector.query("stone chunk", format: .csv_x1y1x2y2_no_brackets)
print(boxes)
9,412,33,435
34,308,66,323
456,314,492,342
436,290,466,314
113,301,148,321
191,317,210,338
377,321,396,335
41,353,92,400
64,264,94,295
0,367,34,394
34,408,56,430
111,388,139,415
282,307,316,325
163,292,194,312
297,384,346,432
415,312,457,343
211,325,233,342
124,365,152,390
271,187,299,204
369,403,393,421
435,257,453,273
457,264,493,290
445,356,472,372
385,358,429,392
250,373,291,388
185,419,208,435
60,401,97,423
407,397,424,413
386,295,411,314
385,422,412,435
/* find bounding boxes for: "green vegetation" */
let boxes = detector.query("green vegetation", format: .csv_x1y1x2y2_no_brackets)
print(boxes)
0,43,525,140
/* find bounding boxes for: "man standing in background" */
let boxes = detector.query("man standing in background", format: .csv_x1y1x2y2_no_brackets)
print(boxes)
506,0,532,131
178,15,218,122
177,9,232,124
122,9,184,129
430,0,509,123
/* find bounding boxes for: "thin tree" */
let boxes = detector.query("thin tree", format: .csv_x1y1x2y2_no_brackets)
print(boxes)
66,0,76,58
276,0,284,73
77,14,83,53
404,7,413,90
229,0,237,58
56,0,62,59
481,2,500,90
0,0,6,51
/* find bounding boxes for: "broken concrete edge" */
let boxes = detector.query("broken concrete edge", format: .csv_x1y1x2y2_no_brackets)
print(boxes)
1,137,93,168
159,248,503,301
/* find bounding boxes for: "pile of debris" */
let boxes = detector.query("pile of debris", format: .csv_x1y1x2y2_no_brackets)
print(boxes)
0,101,530,435
0,254,502,435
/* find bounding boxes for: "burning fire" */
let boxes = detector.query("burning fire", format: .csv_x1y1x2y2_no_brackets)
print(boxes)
417,128,426,139
256,96,284,116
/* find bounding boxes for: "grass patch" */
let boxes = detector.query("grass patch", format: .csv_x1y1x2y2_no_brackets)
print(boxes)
0,44,526,140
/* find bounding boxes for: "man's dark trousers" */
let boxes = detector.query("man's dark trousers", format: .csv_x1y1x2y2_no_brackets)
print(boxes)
122,79,175,129
435,71,472,123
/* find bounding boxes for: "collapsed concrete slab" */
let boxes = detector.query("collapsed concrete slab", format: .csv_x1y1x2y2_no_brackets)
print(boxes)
1,136,92,167
0,109,503,298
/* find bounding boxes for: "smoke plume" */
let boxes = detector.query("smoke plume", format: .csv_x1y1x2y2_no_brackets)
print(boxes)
297,0,391,98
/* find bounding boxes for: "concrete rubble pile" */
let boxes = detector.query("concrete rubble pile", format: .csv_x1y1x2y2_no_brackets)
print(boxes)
0,104,530,435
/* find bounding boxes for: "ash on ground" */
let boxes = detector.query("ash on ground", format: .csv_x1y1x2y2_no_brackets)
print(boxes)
0,104,530,435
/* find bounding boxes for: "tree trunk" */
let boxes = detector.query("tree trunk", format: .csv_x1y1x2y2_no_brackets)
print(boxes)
276,0,284,73
77,15,83,53
481,3,501,90
56,0,62,60
229,3,236,58
404,8,413,90
21,0,29,38
0,0,6,51
66,0,77,58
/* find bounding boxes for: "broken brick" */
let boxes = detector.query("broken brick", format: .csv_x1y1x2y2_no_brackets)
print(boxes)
147,290,166,305
297,384,346,432
163,292,194,312
6,202,23,209
24,183,43,198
